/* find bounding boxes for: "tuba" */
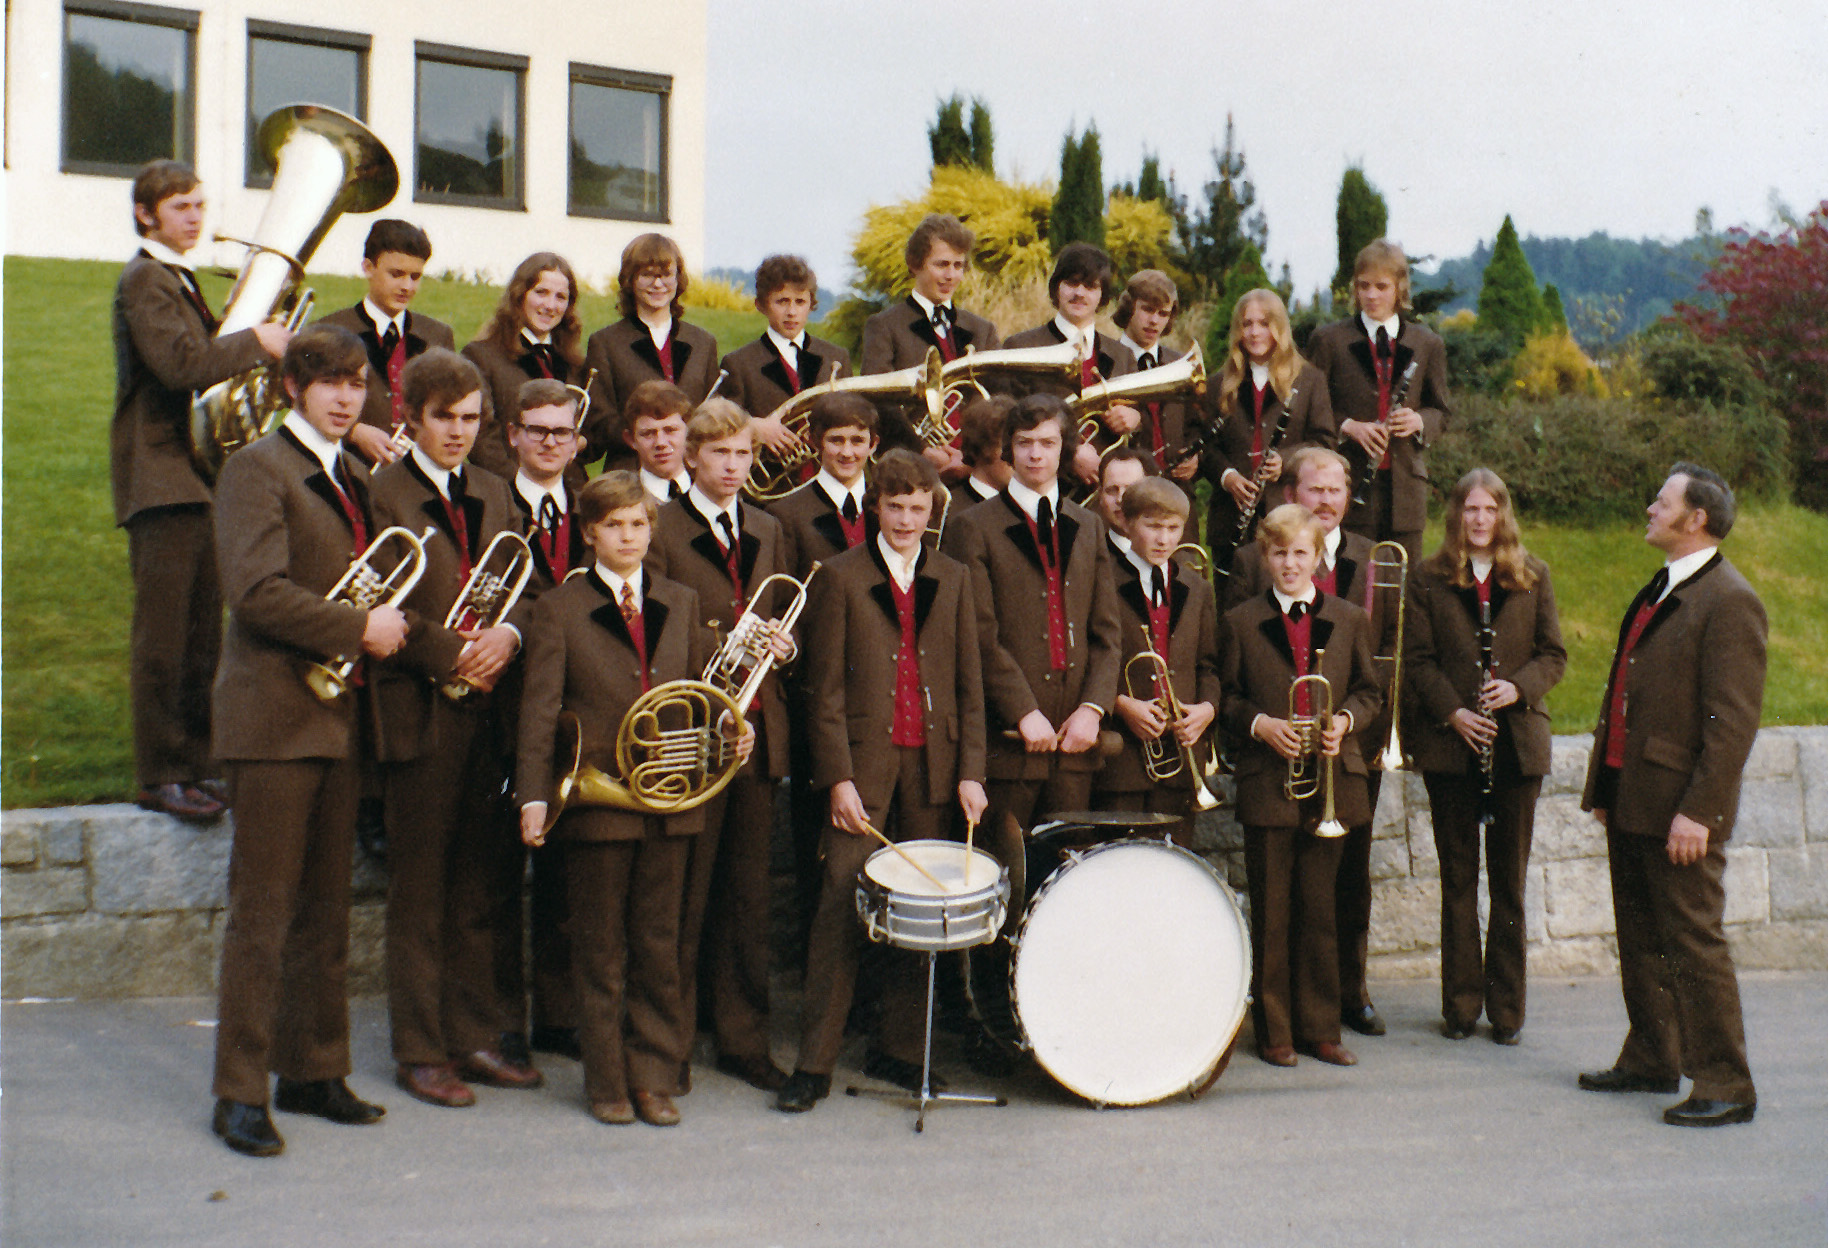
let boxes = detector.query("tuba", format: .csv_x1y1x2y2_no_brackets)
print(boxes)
938,341,1083,411
1122,625,1223,811
744,353,944,502
1066,343,1207,444
1367,541,1411,771
439,531,536,702
1285,647,1348,838
191,105,399,483
304,525,434,702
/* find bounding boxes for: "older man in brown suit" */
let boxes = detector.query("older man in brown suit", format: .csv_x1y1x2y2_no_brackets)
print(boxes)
1580,464,1766,1128
112,160,287,822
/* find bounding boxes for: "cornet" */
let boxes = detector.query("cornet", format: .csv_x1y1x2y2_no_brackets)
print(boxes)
439,531,535,702
1122,625,1222,811
1368,541,1411,771
304,525,434,702
1285,647,1347,838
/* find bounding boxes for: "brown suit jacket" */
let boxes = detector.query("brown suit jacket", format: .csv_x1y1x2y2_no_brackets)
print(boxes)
768,479,868,582
1123,343,1200,473
645,495,791,779
718,334,850,419
1098,555,1223,793
941,490,1122,780
803,541,986,810
210,427,376,761
367,456,525,762
1305,316,1451,533
515,570,710,841
860,296,1000,456
1220,591,1381,828
1581,553,1766,840
1403,557,1566,777
582,317,720,462
460,335,582,481
1201,361,1335,552
314,305,455,452
111,252,270,524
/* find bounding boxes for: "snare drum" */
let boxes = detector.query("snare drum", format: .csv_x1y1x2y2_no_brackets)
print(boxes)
1009,838,1250,1106
855,839,1009,953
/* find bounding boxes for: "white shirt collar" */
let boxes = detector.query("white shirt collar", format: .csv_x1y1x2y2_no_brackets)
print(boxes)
1360,311,1401,341
1054,313,1096,354
1249,361,1270,389
515,471,567,514
521,326,552,348
1007,476,1060,521
877,532,920,590
1662,546,1717,598
1273,585,1318,613
1322,526,1343,563
815,469,865,513
641,466,690,503
1109,530,1133,556
687,484,740,532
282,411,345,475
1471,555,1494,583
1120,334,1158,366
766,326,805,359
1127,546,1167,588
595,563,643,609
139,237,193,270
910,290,950,322
966,475,1000,500
410,443,459,500
641,315,674,352
364,298,406,341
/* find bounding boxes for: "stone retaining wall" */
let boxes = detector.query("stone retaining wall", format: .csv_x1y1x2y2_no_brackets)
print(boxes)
5,729,1826,1000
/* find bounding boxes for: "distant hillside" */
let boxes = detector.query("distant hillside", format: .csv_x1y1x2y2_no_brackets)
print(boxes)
704,265,841,311
1415,231,1717,344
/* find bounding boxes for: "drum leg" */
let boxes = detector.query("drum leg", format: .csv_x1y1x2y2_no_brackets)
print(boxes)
846,950,1007,1133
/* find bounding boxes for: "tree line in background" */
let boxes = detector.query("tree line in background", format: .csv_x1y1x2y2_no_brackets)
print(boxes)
825,95,1826,513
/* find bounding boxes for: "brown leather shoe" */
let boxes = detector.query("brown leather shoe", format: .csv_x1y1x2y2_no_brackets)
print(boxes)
715,1053,788,1092
632,1090,680,1127
395,1062,476,1107
589,1099,635,1125
1258,1045,1298,1068
456,1048,544,1089
1299,1041,1358,1067
137,783,225,825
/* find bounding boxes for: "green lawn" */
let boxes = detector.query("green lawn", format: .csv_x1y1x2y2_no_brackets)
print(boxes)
2,255,1822,807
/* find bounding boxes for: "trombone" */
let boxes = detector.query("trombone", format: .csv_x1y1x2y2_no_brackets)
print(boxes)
1285,647,1348,838
1367,541,1411,771
1122,625,1223,811
304,525,434,702
439,531,535,702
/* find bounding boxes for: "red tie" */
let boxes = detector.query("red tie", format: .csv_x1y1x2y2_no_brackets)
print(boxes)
779,343,800,393
384,326,408,428
620,584,649,691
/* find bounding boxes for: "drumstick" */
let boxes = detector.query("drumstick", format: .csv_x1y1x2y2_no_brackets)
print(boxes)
861,821,947,891
964,817,977,887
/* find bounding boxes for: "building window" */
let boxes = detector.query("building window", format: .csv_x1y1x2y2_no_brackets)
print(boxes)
245,22,370,188
414,43,526,210
568,65,670,222
62,1,198,176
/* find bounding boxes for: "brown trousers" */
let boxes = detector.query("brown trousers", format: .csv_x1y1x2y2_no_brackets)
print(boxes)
1607,829,1755,1103
127,505,221,786
382,703,504,1064
795,747,940,1075
1426,770,1540,1033
567,833,692,1104
212,756,358,1105
1244,819,1345,1051
680,758,777,1063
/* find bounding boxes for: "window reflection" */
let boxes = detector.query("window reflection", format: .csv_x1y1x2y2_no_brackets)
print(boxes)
64,11,193,170
416,57,521,206
569,76,667,220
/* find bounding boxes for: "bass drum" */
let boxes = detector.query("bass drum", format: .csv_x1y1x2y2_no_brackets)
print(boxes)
1010,838,1250,1107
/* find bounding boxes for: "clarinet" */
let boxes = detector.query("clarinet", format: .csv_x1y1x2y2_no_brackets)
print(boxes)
1350,361,1420,509
1476,595,1496,831
1228,383,1298,550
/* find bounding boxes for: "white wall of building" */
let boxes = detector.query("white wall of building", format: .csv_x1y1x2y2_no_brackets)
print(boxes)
3,0,707,288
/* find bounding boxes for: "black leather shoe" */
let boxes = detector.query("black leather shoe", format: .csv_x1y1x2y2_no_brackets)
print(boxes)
1442,1020,1477,1041
774,1070,831,1113
1578,1066,1680,1094
863,1050,946,1095
212,1099,284,1157
529,1025,583,1061
962,1030,1020,1078
1343,1003,1386,1036
138,783,225,825
1491,1026,1521,1047
716,1052,789,1092
1663,1096,1756,1127
273,1078,385,1125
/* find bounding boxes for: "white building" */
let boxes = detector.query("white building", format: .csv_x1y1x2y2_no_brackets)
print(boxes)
3,0,707,286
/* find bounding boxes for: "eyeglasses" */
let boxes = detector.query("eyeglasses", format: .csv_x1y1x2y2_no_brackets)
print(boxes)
518,425,577,445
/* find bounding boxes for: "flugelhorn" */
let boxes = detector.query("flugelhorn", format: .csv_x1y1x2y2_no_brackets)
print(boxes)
702,566,820,710
744,352,944,501
439,531,535,702
1285,647,1347,838
1368,540,1411,771
304,524,434,702
191,105,399,483
1066,343,1206,445
1122,625,1223,811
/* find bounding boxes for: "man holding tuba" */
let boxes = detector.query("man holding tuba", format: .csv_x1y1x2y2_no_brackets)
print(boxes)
112,160,291,823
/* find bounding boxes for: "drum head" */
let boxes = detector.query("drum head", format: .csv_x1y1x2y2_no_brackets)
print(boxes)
863,839,1003,897
1012,840,1249,1106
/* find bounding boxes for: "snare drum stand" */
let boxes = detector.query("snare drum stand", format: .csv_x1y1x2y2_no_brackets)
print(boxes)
846,949,1007,1133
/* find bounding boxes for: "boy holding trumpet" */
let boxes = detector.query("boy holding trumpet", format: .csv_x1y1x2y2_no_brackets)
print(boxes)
1220,504,1379,1069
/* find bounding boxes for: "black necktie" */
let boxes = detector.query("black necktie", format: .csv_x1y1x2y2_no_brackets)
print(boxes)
1151,565,1166,607
717,512,738,553
1036,497,1054,559
1644,567,1670,606
1139,352,1156,372
1287,599,1308,622
1374,326,1392,361
448,470,466,501
381,324,400,358
842,494,859,524
668,479,684,501
540,494,561,533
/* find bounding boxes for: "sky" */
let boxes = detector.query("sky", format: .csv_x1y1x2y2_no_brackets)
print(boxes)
705,0,1828,298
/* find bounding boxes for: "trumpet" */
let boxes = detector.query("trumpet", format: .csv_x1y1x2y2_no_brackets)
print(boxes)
304,525,434,702
701,566,820,711
744,351,944,501
1368,541,1411,771
439,531,535,702
1066,343,1207,445
1285,647,1347,838
1122,625,1223,811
